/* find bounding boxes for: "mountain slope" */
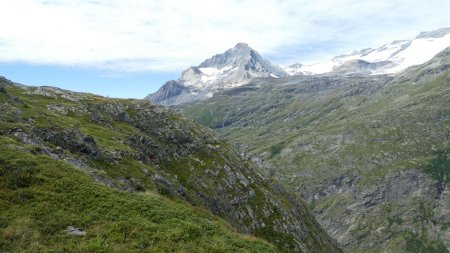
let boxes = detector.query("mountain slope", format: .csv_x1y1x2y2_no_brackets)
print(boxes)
0,137,277,252
178,47,450,252
286,27,450,75
146,43,288,105
0,79,340,252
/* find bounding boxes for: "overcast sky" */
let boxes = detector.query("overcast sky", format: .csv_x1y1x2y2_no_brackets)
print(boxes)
0,0,449,97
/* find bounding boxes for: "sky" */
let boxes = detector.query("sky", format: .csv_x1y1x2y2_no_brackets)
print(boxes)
0,0,449,98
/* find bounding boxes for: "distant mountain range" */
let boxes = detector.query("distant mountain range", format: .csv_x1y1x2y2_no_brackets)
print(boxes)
147,27,450,106
286,27,450,75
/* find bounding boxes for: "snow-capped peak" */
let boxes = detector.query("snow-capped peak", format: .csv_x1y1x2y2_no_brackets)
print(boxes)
285,27,450,76
171,42,288,90
147,43,288,105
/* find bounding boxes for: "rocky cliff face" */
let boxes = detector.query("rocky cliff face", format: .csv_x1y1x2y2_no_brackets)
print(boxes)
146,43,288,105
0,79,340,253
178,47,450,252
312,169,449,252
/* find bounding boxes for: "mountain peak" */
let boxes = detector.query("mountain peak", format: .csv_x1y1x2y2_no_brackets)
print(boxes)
198,43,256,69
234,42,250,48
147,43,288,105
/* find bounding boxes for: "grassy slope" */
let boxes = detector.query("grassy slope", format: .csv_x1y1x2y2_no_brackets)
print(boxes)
0,80,340,252
0,81,278,252
0,136,277,252
181,63,450,191
179,50,450,252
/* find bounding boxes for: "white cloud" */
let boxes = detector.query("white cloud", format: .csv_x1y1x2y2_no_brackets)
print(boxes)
0,0,449,72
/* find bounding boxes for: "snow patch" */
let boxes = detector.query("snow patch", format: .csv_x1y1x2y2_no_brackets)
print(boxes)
284,61,335,75
386,35,450,73
199,66,233,83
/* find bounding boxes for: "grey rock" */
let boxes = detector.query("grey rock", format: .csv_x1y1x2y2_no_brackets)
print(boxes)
47,104,69,115
332,59,393,74
31,128,99,158
206,144,220,151
416,27,450,39
27,87,57,99
61,94,81,102
26,86,86,102
235,172,250,187
65,226,86,236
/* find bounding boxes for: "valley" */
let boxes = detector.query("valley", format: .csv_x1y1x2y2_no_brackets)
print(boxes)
178,47,450,252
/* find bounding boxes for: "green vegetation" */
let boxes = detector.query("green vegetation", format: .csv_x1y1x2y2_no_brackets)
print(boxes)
403,232,447,253
423,148,450,183
268,141,286,158
0,80,340,252
0,137,276,252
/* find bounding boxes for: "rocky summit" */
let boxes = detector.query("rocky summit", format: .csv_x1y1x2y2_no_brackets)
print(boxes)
146,43,288,106
0,78,340,253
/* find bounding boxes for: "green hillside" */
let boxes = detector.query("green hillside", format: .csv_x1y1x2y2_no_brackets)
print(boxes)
0,79,340,252
0,136,277,252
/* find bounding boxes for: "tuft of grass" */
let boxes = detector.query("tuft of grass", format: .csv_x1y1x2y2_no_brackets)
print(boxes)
403,231,448,253
268,141,285,158
422,148,450,183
